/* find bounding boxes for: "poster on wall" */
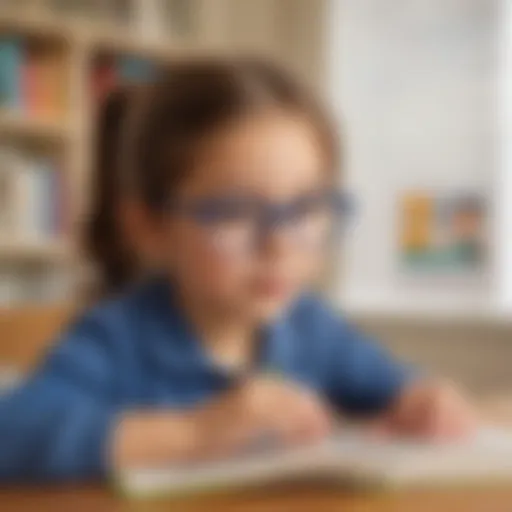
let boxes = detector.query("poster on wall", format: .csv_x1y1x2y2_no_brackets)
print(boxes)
399,191,487,273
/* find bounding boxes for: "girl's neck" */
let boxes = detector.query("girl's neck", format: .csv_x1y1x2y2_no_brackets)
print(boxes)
177,289,258,372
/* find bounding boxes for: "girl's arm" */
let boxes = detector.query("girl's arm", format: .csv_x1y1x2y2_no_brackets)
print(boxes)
303,296,476,437
0,309,333,480
112,376,334,470
0,314,119,480
0,312,211,481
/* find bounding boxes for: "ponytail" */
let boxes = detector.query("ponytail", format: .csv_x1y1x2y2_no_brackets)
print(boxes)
84,87,138,296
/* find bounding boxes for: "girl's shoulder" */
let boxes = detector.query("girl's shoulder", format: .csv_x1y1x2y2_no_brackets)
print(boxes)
289,293,349,329
68,277,170,339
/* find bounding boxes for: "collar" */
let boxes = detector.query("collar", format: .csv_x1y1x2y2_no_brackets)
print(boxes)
141,277,297,381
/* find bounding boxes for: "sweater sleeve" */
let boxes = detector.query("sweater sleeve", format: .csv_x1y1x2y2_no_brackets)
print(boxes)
0,312,119,482
325,321,416,415
296,297,417,415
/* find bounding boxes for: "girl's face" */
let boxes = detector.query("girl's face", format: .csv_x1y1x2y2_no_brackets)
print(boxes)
150,110,333,321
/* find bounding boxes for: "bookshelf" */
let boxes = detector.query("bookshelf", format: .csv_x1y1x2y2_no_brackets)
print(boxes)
0,110,70,143
0,0,327,309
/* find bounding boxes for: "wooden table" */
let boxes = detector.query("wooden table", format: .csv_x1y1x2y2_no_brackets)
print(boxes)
2,484,512,512
2,399,512,512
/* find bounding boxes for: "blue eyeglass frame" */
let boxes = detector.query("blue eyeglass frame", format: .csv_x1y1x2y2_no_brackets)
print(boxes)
166,190,357,235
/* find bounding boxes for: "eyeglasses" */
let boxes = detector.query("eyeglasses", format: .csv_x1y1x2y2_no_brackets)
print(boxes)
167,190,356,255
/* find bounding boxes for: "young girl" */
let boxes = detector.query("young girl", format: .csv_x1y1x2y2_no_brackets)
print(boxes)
0,59,476,481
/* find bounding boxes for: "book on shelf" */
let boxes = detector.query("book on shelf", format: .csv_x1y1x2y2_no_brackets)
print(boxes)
0,36,67,120
0,146,66,245
117,55,158,82
0,36,23,110
24,45,67,120
91,54,158,102
91,55,118,102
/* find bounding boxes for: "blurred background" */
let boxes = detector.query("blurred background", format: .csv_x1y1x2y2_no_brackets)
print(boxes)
0,1,511,396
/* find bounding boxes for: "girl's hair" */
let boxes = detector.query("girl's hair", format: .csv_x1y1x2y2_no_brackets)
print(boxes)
86,58,338,294
84,86,139,295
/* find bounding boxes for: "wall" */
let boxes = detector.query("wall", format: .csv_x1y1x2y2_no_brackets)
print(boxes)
326,0,501,316
357,316,512,395
499,0,512,311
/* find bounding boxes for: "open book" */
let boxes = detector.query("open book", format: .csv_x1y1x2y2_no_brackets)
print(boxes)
116,426,512,498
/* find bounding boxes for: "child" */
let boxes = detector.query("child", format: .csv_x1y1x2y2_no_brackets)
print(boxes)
0,59,476,481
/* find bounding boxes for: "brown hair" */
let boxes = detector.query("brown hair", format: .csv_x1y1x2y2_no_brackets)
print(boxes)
84,86,139,295
85,58,338,294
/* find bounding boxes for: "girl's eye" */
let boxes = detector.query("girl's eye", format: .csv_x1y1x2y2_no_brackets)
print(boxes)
290,193,330,218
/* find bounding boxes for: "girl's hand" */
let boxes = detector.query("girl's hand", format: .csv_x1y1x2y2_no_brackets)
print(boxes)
112,376,333,469
190,376,334,457
373,380,478,441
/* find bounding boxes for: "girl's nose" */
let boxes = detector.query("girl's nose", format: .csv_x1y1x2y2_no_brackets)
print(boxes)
255,206,298,258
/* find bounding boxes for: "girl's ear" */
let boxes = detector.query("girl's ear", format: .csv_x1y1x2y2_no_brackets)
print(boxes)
118,197,165,273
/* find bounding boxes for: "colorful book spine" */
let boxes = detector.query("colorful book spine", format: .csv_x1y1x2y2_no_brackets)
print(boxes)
25,50,65,119
21,49,39,115
0,37,23,110
92,57,118,102
117,56,157,83
43,51,68,119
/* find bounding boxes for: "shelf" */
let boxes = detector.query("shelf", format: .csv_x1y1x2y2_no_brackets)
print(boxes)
0,111,71,144
0,12,192,62
0,12,74,43
0,239,71,263
91,31,181,63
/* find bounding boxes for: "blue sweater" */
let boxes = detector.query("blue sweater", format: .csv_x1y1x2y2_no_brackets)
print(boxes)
0,279,411,481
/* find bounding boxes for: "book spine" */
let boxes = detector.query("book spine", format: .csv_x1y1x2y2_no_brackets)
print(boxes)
37,160,51,238
32,159,62,240
0,37,23,110
24,48,66,120
0,147,17,238
92,58,117,102
37,53,57,119
27,158,41,242
47,161,61,238
55,55,69,118
23,49,45,118
52,159,67,237
117,56,156,83
22,49,37,116
12,152,31,242
46,52,67,119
